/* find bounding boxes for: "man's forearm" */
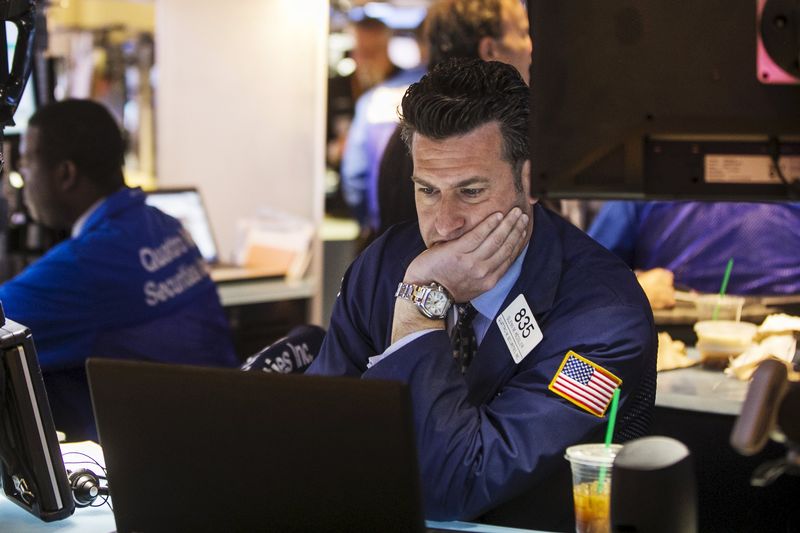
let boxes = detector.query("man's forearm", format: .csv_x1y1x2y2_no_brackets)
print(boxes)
391,298,445,344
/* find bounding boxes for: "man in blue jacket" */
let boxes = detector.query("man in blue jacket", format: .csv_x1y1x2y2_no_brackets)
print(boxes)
308,59,657,531
588,200,800,308
0,99,238,441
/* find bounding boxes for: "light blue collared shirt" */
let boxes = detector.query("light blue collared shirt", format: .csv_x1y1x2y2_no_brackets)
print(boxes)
367,244,529,369
470,243,529,344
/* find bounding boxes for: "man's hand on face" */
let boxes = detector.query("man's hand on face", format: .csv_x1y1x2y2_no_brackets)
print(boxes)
406,206,530,303
390,207,529,344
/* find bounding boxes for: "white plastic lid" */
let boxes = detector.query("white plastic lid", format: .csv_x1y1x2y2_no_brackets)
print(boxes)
694,320,757,343
564,443,623,467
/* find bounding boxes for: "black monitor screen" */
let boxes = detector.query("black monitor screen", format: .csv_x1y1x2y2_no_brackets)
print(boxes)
2,20,37,137
529,0,800,201
0,314,75,521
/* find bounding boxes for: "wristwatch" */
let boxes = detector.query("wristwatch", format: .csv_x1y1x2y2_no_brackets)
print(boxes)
395,282,453,320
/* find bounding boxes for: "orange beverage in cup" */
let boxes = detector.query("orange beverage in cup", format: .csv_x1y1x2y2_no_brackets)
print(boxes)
573,480,611,533
565,444,621,533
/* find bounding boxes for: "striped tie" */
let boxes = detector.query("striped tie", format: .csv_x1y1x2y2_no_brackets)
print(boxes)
451,303,478,373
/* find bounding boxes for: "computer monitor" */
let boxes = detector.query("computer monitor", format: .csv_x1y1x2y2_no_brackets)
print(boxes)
2,19,38,137
144,188,220,263
0,307,75,521
528,0,800,201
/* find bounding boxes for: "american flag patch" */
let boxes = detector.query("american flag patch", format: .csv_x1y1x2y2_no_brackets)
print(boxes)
548,351,622,417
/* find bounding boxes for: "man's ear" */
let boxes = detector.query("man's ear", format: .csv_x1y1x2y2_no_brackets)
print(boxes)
478,36,497,61
56,160,80,192
522,160,538,205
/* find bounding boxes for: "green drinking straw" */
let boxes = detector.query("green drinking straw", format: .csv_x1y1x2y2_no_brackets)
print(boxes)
597,388,621,494
711,258,735,321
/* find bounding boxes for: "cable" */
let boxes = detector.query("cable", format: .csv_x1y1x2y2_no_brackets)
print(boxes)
62,452,112,511
62,451,108,476
767,137,800,199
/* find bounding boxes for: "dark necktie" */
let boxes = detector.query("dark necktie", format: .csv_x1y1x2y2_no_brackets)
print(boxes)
451,303,478,373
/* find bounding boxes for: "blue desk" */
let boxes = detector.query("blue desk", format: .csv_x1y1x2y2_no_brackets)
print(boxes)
0,497,551,532
0,498,114,533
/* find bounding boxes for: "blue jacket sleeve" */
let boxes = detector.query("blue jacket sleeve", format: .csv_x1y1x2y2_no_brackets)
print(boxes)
0,242,102,371
307,246,387,376
587,201,640,267
340,93,371,226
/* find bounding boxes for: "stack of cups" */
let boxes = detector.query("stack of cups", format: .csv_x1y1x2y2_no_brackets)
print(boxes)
694,294,745,321
565,443,622,533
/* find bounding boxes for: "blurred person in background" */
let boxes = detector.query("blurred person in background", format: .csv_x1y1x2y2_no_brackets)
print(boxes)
327,17,400,216
588,200,800,309
0,99,238,441
340,20,428,245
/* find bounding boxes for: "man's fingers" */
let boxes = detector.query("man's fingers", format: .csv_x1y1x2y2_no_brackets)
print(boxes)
406,206,531,302
463,208,528,292
455,211,505,253
475,207,527,261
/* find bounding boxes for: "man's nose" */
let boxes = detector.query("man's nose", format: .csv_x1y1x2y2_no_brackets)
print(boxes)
434,197,465,238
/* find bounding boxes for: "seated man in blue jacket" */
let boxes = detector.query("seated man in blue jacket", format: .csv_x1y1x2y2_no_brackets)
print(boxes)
588,200,800,309
0,99,239,441
307,59,657,531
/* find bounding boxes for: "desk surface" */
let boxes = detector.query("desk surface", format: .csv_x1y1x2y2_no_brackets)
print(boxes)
0,498,114,533
652,293,800,326
655,363,749,416
215,275,316,306
0,499,550,533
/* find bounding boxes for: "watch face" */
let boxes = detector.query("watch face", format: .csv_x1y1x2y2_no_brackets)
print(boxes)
424,289,451,317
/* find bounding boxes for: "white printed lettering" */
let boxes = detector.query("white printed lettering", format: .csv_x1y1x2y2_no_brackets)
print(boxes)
142,258,209,306
138,235,191,273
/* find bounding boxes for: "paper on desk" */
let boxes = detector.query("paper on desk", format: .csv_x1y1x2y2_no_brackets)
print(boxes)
657,332,699,372
756,313,800,340
60,441,106,473
725,334,797,381
233,208,314,280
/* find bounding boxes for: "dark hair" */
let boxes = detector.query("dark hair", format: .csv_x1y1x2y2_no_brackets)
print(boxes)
399,58,529,190
28,99,125,191
354,16,390,35
426,0,504,68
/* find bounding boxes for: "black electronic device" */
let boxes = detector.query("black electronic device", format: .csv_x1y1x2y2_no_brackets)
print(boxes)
610,436,697,533
2,17,39,137
87,358,429,533
528,0,800,201
0,0,36,134
66,468,109,508
0,303,76,521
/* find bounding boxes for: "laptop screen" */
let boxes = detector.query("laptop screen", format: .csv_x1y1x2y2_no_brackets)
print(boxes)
87,359,428,532
144,189,219,263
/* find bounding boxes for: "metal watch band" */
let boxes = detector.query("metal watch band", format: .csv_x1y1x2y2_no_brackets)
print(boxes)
395,281,420,302
394,281,452,319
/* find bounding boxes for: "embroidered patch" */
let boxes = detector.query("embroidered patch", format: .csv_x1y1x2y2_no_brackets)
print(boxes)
548,351,622,417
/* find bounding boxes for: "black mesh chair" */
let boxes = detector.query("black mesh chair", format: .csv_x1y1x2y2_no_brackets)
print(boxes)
616,362,658,442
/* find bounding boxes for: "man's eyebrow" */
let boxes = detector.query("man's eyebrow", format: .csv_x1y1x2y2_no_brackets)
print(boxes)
410,176,491,188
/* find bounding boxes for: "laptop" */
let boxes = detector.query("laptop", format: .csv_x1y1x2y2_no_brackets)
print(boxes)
144,187,282,282
87,359,430,533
